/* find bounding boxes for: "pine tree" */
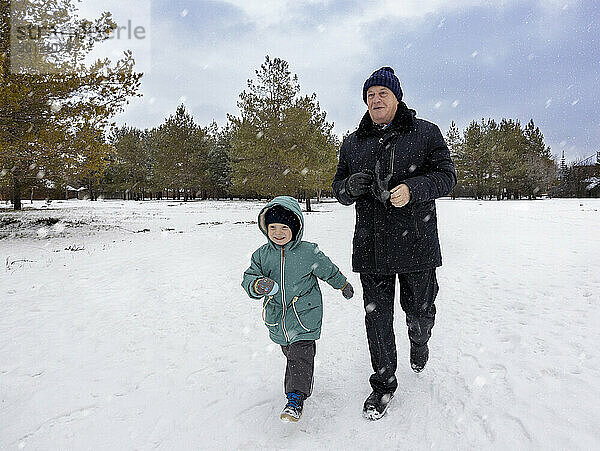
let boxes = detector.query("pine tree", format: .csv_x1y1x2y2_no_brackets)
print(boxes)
229,56,338,208
151,104,211,200
0,0,142,209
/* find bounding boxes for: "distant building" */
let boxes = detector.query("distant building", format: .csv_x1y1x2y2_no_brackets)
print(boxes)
551,151,600,198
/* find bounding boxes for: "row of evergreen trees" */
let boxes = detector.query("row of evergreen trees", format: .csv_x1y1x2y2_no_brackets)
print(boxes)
446,118,557,200
77,56,340,211
1,0,562,210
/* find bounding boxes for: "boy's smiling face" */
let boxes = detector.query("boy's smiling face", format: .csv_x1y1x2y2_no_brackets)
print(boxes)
267,223,292,246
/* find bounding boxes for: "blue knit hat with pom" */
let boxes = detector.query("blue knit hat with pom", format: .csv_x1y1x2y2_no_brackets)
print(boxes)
362,67,403,104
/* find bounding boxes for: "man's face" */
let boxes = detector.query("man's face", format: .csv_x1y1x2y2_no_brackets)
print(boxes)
366,86,398,125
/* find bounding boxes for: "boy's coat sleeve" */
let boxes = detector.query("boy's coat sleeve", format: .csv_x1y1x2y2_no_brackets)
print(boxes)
242,248,264,299
310,244,347,289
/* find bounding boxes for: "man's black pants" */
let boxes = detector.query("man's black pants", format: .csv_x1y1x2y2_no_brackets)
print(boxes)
360,269,439,394
280,340,316,397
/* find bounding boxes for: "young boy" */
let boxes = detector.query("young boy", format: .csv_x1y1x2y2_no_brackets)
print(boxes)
242,196,354,422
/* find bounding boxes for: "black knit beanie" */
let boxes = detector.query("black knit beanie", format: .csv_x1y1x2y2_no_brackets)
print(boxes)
265,205,301,240
362,66,403,104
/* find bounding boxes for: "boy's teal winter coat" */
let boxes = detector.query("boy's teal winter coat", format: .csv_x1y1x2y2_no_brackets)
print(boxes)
242,196,347,345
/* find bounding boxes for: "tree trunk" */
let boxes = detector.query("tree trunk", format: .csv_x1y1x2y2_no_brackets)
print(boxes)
306,195,311,212
13,176,22,210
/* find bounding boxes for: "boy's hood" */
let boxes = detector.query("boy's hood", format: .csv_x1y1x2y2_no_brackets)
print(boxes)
258,196,304,250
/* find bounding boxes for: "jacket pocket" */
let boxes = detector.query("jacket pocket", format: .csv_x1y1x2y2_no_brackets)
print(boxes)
262,296,280,327
291,296,311,331
291,294,322,333
389,205,420,239
412,209,422,239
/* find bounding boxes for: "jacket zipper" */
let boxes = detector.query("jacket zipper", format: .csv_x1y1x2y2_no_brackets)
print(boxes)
280,247,290,342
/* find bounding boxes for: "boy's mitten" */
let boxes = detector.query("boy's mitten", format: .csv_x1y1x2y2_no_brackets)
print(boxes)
341,281,354,299
345,172,373,198
253,277,279,296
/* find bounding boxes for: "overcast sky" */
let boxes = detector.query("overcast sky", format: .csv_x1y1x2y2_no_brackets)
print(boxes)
78,0,599,163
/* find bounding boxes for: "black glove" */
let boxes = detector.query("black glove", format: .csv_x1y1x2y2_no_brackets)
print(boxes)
345,172,373,198
341,282,354,299
366,163,391,204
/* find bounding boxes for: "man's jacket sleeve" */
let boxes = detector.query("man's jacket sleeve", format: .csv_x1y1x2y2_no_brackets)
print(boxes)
310,244,347,290
332,137,358,206
241,248,264,299
403,124,457,204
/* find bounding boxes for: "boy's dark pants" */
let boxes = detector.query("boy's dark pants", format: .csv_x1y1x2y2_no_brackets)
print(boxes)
280,340,316,397
360,269,439,394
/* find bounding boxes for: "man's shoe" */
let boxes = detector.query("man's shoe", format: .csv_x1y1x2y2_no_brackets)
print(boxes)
280,391,305,422
410,342,429,373
363,390,394,420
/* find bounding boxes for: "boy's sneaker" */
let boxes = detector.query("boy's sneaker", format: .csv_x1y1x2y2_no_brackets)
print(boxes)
410,342,429,373
280,391,305,422
363,390,394,420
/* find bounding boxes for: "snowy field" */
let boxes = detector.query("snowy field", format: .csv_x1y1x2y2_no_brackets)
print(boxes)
1,197,599,450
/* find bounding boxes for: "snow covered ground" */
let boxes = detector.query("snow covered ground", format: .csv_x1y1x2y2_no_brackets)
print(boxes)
1,198,599,450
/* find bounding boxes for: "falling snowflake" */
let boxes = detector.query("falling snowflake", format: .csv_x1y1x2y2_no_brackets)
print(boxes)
434,101,442,109
301,168,309,176
256,131,263,139
283,169,290,176
452,100,459,108
471,51,478,58
545,99,552,109
404,43,413,50
474,376,486,387
528,54,535,61
402,230,408,237
438,18,446,28
242,177,248,184
50,101,62,113
0,169,7,177
423,214,431,222
409,164,417,173
365,302,376,313
36,170,45,179
181,9,188,17
571,99,579,106
52,222,65,234
29,163,36,170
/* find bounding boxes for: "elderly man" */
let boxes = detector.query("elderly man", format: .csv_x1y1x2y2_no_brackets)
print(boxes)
332,67,456,420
